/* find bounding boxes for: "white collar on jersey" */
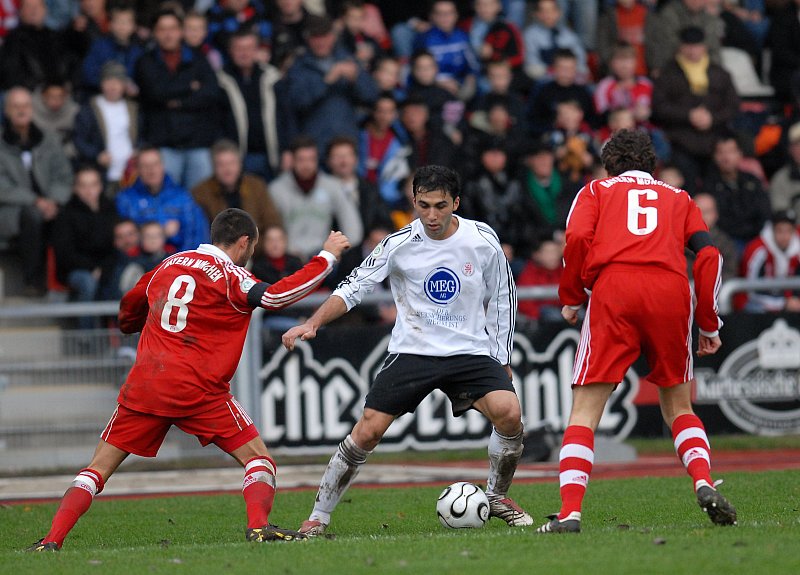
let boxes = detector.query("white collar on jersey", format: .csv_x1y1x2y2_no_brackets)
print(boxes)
196,243,233,264
619,170,654,180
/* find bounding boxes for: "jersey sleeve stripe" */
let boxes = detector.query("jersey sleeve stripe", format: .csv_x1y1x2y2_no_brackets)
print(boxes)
476,225,515,362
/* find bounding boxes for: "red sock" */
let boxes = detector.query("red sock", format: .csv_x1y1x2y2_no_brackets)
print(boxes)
558,425,594,519
672,413,713,489
242,456,277,528
44,468,104,548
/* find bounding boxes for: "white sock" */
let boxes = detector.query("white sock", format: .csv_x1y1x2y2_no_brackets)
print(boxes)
486,427,523,497
309,434,370,524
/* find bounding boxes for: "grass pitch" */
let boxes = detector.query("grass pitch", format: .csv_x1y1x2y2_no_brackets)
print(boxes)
2,469,799,575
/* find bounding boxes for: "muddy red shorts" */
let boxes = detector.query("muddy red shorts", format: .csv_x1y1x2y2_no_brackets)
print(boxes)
572,267,693,387
100,398,259,457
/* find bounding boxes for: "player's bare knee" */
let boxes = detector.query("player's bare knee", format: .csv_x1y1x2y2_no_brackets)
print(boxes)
351,420,385,451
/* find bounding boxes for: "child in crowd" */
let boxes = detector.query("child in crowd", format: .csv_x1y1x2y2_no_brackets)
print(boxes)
358,93,408,207
337,0,382,70
469,59,527,131
73,62,138,196
546,99,597,183
251,225,306,334
594,43,653,123
406,50,460,132
184,10,223,70
117,221,173,294
81,1,143,96
516,238,564,322
372,56,405,101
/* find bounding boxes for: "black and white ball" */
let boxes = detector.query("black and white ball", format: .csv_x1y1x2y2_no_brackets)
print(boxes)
436,481,490,529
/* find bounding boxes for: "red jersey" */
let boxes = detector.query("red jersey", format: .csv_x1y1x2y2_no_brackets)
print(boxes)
118,243,335,417
560,170,722,334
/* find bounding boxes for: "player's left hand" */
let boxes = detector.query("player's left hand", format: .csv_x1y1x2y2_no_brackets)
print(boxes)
281,323,318,351
697,334,721,357
561,305,579,326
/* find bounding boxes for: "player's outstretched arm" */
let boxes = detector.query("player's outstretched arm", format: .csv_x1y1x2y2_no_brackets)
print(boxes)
281,295,348,351
252,232,351,311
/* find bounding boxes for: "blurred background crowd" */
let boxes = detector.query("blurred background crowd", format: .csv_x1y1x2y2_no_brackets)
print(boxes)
0,0,799,326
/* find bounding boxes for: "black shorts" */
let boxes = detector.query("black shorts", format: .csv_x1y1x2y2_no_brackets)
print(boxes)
364,353,515,417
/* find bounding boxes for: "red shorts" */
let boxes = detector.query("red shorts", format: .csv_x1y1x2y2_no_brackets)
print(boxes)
572,268,693,387
100,398,259,457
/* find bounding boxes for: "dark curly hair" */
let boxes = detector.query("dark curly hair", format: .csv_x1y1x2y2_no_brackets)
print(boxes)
601,129,657,176
413,165,461,200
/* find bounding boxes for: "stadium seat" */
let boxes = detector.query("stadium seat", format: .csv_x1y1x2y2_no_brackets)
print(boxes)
720,47,774,98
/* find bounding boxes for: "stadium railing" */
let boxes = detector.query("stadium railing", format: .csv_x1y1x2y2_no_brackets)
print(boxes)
2,279,798,473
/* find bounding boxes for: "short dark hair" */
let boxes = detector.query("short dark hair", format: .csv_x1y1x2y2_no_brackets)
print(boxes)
412,165,461,200
289,135,318,154
326,135,357,157
210,138,240,158
152,3,184,27
553,48,577,62
211,208,258,247
601,129,657,176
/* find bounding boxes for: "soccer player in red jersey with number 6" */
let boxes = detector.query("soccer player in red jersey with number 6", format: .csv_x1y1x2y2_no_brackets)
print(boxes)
27,209,350,550
537,130,737,534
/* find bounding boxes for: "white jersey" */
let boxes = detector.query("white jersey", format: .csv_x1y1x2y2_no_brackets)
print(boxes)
333,216,516,363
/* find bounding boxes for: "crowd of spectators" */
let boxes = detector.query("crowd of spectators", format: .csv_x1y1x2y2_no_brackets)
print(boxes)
0,0,799,320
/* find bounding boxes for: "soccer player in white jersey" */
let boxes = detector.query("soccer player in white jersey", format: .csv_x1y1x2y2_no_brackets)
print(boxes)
282,164,532,536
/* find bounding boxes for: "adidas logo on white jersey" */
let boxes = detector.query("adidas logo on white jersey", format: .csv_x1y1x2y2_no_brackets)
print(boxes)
411,234,423,243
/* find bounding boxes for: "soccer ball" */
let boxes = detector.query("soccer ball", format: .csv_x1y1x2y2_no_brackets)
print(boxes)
436,481,490,529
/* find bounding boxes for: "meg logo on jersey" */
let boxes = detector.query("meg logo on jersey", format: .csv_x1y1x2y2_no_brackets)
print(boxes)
424,267,461,304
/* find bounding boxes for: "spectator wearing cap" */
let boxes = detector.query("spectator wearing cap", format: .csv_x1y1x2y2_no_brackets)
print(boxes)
80,2,143,96
767,0,800,104
459,137,539,265
738,209,800,313
283,14,379,158
652,26,739,195
0,0,74,91
74,61,139,195
769,122,800,215
135,6,222,190
0,86,73,295
701,132,771,249
217,28,287,182
645,0,723,78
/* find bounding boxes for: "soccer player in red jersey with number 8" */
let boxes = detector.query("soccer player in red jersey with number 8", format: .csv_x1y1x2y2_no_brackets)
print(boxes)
537,130,737,533
27,209,350,550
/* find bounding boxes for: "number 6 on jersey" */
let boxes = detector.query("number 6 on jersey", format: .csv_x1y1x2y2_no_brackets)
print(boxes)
627,188,658,236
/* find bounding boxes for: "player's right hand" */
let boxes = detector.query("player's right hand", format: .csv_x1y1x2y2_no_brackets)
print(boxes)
322,231,351,260
282,323,318,351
